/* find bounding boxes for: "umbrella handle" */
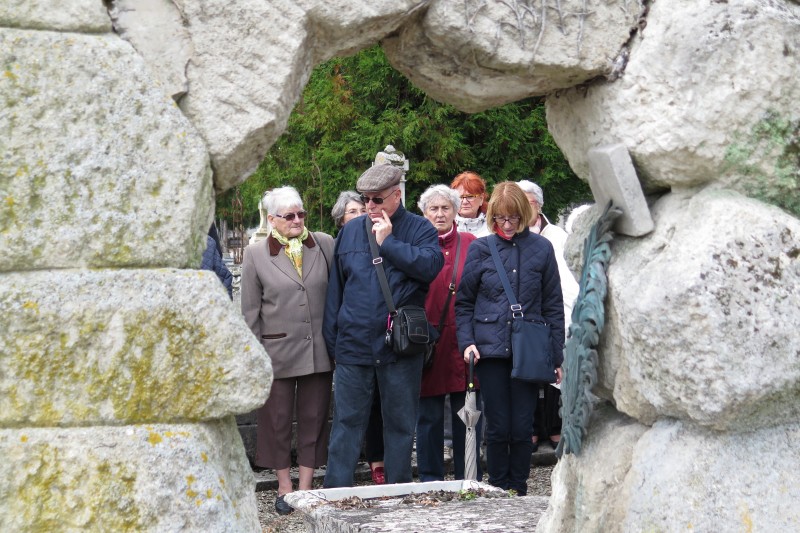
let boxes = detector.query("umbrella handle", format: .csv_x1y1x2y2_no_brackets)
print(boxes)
468,350,475,388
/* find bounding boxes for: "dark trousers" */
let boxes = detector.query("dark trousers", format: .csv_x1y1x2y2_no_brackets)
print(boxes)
254,371,332,469
364,394,384,463
417,391,483,481
324,355,424,487
533,384,562,439
475,358,538,495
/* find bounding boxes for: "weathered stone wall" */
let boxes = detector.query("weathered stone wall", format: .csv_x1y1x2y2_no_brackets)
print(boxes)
0,6,271,531
3,0,799,531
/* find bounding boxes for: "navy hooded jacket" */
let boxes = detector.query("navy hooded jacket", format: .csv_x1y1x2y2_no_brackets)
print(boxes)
323,204,444,366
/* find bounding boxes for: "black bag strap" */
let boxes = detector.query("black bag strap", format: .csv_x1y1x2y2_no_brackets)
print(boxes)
488,235,523,318
436,233,461,333
366,217,397,316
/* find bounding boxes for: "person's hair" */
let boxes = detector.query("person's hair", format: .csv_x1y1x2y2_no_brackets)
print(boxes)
450,171,488,214
331,190,364,228
486,181,532,235
417,184,460,214
265,186,303,215
517,180,544,207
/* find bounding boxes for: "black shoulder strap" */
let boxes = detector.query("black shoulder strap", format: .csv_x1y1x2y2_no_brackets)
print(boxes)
366,217,397,316
488,235,523,317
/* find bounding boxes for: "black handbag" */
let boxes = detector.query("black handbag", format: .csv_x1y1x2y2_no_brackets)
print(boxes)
488,235,556,383
366,218,434,357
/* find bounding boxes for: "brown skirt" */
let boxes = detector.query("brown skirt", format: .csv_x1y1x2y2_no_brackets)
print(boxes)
254,371,333,469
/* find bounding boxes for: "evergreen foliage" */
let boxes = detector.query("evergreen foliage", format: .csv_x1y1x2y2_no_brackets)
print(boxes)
216,46,591,234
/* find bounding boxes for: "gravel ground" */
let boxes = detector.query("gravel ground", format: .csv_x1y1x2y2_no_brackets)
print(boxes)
257,464,555,532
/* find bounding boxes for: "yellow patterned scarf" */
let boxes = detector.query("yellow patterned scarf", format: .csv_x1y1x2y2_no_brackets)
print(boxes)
271,227,309,277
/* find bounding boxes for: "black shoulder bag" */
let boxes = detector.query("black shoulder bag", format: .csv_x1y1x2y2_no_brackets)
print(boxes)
366,217,431,357
488,235,556,383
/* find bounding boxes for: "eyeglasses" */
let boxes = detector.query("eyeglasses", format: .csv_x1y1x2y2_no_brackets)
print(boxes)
360,189,397,205
273,211,307,222
460,194,481,202
493,215,521,224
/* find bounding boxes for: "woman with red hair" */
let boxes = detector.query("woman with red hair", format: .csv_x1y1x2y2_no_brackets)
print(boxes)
450,171,490,237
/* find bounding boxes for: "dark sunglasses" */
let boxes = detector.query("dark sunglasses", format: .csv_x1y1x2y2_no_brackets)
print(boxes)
273,211,307,222
360,189,396,205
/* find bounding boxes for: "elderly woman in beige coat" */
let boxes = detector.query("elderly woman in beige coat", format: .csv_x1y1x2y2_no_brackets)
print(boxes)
241,186,335,515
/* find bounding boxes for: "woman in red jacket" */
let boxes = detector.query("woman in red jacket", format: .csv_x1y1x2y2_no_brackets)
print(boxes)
416,184,481,481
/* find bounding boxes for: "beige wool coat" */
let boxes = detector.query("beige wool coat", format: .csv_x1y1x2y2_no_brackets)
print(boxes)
241,231,335,380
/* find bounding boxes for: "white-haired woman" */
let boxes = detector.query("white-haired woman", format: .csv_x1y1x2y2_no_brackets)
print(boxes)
241,186,335,515
416,184,482,481
517,180,579,451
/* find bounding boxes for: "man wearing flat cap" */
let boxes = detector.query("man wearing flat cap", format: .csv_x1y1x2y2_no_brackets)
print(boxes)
323,164,444,487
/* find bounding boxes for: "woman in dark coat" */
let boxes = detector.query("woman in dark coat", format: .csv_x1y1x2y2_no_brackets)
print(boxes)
416,185,480,481
455,181,565,495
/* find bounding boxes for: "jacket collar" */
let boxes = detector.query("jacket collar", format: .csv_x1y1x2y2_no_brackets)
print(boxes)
494,225,531,242
267,232,316,256
438,222,458,246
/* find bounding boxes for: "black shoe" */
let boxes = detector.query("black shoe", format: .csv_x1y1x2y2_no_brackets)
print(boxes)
532,442,539,453
274,495,294,515
549,439,559,450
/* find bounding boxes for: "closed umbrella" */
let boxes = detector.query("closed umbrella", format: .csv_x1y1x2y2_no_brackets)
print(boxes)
457,351,481,480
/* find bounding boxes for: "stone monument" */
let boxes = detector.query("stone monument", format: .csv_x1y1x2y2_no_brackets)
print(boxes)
2,0,798,531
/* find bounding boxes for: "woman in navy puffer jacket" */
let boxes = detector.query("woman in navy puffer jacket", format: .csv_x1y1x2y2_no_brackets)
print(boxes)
455,181,565,495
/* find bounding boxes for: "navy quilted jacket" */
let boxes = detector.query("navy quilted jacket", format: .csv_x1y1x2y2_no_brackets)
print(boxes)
455,229,565,366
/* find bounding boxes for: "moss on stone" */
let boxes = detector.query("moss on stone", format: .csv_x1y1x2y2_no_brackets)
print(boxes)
5,299,224,425
10,443,143,531
724,110,800,217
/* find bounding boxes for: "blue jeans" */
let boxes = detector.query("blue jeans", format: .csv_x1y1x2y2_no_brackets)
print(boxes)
476,358,538,495
324,355,424,487
417,391,483,481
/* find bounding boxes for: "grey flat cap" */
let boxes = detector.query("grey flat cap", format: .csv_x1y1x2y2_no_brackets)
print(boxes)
356,164,403,192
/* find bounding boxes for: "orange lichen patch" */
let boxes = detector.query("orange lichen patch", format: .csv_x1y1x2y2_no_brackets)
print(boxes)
201,452,208,462
20,435,28,442
22,301,39,312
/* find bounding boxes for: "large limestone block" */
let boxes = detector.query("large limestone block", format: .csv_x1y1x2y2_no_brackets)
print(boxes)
0,28,213,271
0,0,110,33
0,269,271,427
619,419,800,532
537,403,648,533
384,0,642,113
597,188,800,430
546,0,800,205
539,410,800,532
110,0,426,191
0,419,260,532
108,0,195,100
